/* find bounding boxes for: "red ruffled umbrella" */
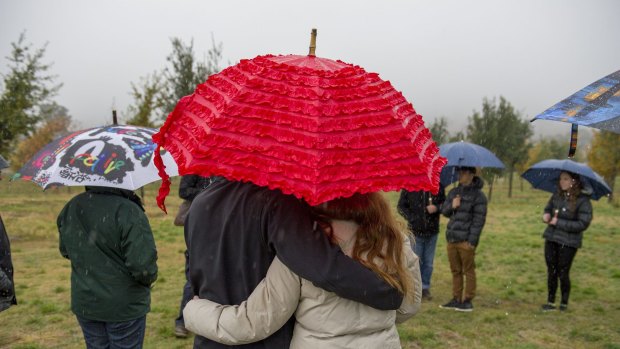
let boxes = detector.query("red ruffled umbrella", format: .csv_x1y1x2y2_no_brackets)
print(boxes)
153,30,446,211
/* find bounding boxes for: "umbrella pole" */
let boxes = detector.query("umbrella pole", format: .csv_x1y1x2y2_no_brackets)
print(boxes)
567,124,578,158
308,28,317,56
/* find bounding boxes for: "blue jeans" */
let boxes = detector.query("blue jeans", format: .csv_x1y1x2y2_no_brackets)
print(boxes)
77,315,146,349
412,234,439,290
175,250,193,327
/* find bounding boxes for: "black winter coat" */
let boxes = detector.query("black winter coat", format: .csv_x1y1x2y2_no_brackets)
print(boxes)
185,178,403,349
397,185,446,236
543,192,592,248
179,175,211,201
441,177,488,247
0,214,16,312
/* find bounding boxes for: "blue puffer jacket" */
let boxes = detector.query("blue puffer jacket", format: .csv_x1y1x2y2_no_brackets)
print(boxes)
441,177,488,247
542,192,592,248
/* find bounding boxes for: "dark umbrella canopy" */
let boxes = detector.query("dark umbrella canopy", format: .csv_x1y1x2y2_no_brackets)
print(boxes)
532,70,620,134
438,141,505,185
521,159,611,200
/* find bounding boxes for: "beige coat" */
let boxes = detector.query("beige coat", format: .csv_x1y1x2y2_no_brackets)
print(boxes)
184,221,422,349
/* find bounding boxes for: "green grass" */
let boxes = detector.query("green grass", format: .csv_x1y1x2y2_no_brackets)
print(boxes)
1,176,619,348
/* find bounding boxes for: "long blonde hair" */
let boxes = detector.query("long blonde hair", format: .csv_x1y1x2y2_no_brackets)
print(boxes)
313,192,413,298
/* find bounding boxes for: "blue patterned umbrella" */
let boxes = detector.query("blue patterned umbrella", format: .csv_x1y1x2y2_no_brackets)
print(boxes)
533,70,620,134
521,159,611,200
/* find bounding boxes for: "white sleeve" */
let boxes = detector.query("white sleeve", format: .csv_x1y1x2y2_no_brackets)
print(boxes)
396,238,422,323
183,257,302,345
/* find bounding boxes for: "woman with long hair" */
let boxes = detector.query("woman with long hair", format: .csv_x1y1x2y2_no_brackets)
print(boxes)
541,171,593,312
183,192,421,348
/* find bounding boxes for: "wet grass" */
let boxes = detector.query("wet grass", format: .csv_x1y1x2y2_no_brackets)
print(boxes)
1,176,619,348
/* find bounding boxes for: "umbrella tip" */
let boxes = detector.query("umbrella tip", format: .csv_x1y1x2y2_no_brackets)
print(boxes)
112,109,118,125
308,28,317,56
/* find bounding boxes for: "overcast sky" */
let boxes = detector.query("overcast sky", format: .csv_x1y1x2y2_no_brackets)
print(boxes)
1,0,619,138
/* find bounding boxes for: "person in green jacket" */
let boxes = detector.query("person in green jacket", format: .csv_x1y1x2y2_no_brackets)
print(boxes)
57,186,158,349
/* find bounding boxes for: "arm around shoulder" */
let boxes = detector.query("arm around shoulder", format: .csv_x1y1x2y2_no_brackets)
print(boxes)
267,194,403,310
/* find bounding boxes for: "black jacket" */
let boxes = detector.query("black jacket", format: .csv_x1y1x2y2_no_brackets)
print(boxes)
441,177,488,247
543,192,592,248
185,178,403,349
179,175,211,201
397,185,446,236
0,214,17,312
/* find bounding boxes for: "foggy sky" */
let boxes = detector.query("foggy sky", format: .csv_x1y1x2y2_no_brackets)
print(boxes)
1,0,619,138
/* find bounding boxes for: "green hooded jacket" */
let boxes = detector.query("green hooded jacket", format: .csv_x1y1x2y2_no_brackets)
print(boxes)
57,187,158,322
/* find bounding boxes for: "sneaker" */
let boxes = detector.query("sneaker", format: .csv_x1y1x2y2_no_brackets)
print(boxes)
174,325,189,338
439,298,460,309
455,300,474,312
422,289,433,301
559,303,568,312
541,303,556,312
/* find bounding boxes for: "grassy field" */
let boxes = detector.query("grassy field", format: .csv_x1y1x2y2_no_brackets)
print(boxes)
0,176,618,349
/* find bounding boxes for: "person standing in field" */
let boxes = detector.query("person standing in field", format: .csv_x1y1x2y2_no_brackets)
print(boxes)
439,166,487,312
0,159,17,313
57,186,158,349
540,171,592,312
397,183,446,300
174,175,211,338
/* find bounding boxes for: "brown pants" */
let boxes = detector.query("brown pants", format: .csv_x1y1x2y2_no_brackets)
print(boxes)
447,241,476,301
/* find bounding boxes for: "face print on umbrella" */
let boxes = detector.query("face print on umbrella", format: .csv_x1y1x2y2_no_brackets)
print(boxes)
59,137,135,183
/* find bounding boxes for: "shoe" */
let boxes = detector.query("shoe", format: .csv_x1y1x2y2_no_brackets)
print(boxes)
455,300,473,312
541,303,556,312
559,303,568,312
175,325,189,338
422,289,433,301
439,298,460,310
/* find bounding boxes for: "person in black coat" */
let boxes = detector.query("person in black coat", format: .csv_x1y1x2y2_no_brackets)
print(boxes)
397,183,445,300
0,213,16,313
185,178,403,349
0,164,17,313
439,167,487,312
175,175,211,338
540,171,592,312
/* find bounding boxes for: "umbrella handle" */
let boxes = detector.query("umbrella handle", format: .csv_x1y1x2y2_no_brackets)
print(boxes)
309,28,317,56
567,124,578,158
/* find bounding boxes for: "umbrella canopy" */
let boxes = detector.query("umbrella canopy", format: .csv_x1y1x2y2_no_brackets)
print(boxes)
521,159,611,200
0,155,8,170
13,125,179,190
532,70,620,134
153,54,446,210
438,141,505,185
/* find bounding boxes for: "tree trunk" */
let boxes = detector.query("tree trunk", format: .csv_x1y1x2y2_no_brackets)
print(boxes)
607,171,616,204
487,176,494,202
508,167,514,198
